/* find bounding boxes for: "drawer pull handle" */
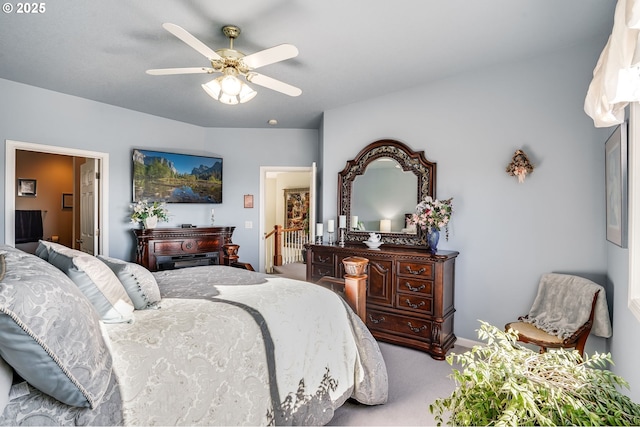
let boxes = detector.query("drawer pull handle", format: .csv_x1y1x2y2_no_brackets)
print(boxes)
368,314,386,324
405,299,425,309
407,322,427,333
405,282,425,292
405,266,426,275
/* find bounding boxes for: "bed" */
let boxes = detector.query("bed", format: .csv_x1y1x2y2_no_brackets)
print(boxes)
0,243,388,425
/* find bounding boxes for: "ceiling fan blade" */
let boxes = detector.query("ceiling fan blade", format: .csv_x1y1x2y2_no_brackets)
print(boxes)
242,44,298,69
162,23,222,62
246,73,302,97
146,67,214,76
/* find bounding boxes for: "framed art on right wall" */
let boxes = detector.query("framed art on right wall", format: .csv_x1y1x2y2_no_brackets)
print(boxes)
605,122,628,248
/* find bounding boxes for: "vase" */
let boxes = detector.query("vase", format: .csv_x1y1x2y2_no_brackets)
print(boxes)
427,229,440,254
143,216,158,229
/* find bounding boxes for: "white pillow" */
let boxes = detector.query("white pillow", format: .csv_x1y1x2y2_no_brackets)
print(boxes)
98,255,161,310
47,247,134,324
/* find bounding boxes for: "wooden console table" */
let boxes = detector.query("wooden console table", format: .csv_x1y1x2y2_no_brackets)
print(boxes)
306,243,459,360
133,226,235,272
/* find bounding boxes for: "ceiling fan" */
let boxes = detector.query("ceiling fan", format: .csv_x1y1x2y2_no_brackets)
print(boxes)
147,23,302,105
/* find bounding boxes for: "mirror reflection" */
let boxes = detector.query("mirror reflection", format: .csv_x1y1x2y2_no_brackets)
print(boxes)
338,139,435,246
351,158,417,234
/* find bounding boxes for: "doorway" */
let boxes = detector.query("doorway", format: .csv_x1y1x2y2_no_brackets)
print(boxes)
5,140,110,255
259,164,316,272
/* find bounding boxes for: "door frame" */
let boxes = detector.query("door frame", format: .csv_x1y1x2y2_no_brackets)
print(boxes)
5,140,110,255
259,165,315,272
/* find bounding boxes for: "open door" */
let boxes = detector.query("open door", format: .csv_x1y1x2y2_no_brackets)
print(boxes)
309,162,317,242
79,158,99,255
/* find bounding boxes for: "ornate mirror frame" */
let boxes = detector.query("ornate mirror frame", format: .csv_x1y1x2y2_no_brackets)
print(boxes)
338,139,436,246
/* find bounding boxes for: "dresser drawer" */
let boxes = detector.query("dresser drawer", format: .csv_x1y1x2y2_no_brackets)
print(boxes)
396,277,434,296
395,294,433,314
311,264,334,279
397,260,434,279
311,252,334,266
367,309,433,342
152,239,201,254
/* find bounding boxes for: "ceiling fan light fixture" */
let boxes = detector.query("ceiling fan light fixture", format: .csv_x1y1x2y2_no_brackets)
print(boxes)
220,68,242,96
202,79,222,99
239,83,257,103
219,93,239,105
203,75,256,105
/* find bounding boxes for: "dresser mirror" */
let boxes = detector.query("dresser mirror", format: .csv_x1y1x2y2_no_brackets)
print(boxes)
338,139,436,246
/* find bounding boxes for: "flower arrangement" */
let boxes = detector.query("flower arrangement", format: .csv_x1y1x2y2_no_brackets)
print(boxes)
409,196,453,239
130,200,170,225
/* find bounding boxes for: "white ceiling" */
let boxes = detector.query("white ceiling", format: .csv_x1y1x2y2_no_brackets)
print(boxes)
0,0,615,129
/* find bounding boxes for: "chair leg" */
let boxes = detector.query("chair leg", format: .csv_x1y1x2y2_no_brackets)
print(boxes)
575,337,588,359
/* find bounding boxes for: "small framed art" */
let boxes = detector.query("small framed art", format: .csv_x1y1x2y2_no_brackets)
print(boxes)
17,179,37,197
62,193,73,209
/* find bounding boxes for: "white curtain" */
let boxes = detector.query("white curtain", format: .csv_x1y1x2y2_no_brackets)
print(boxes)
584,0,640,127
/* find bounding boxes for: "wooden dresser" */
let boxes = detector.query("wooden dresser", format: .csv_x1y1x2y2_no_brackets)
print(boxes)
306,244,458,359
133,226,235,272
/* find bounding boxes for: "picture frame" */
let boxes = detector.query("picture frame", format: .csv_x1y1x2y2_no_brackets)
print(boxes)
17,178,37,197
244,194,253,208
132,149,223,203
62,193,73,209
605,123,628,248
284,188,310,231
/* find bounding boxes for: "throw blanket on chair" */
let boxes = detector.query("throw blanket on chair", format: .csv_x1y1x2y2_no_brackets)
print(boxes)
523,273,612,339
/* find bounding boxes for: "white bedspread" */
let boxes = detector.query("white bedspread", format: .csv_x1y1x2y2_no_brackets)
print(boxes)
105,274,388,425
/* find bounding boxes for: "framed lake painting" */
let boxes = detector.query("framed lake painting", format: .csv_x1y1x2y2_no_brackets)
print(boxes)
132,149,223,203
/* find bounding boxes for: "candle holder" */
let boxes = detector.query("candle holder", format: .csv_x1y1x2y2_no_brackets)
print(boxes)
315,234,323,244
327,232,334,245
339,228,346,247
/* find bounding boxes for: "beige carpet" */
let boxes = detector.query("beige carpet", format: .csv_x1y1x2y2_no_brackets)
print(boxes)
272,262,307,281
327,341,467,426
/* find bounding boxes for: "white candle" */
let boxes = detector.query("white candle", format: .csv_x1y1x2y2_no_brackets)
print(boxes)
351,215,358,229
380,219,391,233
327,219,335,233
316,223,323,236
339,215,346,228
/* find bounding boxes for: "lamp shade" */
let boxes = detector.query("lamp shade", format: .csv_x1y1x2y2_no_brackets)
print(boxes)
202,76,257,105
220,74,242,96
202,79,221,99
239,83,257,103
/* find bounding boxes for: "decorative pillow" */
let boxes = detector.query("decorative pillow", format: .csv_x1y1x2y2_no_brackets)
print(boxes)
35,239,69,261
0,355,12,415
0,245,113,408
47,247,134,324
98,255,161,310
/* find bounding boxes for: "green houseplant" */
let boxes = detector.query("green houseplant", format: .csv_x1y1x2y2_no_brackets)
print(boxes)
430,321,640,426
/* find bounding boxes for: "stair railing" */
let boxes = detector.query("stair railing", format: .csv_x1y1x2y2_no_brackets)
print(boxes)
264,225,308,273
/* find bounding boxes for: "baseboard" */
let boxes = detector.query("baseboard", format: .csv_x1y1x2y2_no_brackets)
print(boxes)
453,336,484,350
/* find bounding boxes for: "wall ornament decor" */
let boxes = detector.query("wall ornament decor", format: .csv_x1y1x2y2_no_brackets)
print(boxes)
506,149,535,183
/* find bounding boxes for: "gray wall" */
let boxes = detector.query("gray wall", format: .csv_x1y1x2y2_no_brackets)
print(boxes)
0,78,318,268
320,37,640,398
